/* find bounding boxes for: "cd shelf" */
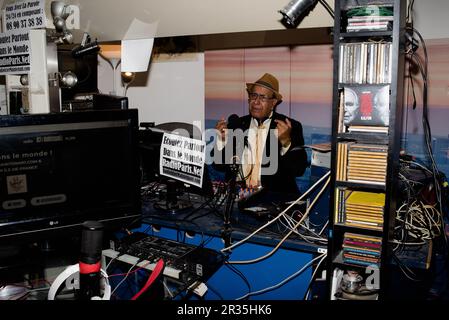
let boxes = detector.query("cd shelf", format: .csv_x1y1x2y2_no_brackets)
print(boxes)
327,0,406,300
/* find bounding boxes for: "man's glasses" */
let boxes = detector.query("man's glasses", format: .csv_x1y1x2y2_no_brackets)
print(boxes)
248,92,274,103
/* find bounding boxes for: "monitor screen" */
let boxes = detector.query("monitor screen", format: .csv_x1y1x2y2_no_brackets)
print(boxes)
0,110,141,242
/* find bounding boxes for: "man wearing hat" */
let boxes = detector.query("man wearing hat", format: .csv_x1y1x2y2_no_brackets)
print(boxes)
214,73,308,194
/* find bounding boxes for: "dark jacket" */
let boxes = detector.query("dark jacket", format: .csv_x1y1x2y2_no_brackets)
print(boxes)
214,112,308,194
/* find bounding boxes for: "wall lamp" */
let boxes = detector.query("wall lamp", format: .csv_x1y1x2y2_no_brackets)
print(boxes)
279,0,334,28
121,71,136,96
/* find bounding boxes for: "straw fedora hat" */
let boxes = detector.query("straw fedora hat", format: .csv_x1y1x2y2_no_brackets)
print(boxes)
246,73,283,101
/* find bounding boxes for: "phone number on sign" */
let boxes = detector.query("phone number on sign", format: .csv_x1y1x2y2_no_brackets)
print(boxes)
5,17,43,31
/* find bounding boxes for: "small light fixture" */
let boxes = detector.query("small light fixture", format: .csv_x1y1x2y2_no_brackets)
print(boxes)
279,0,334,28
121,72,135,85
121,72,135,96
279,0,317,27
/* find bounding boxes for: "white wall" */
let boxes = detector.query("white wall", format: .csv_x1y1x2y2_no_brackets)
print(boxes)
71,0,334,40
1,0,448,40
74,0,449,41
98,53,205,131
413,0,449,40
1,0,333,40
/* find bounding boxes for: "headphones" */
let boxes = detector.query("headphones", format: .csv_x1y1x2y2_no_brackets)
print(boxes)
47,264,111,300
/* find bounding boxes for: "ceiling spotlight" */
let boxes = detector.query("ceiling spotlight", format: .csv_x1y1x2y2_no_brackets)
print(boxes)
279,0,318,28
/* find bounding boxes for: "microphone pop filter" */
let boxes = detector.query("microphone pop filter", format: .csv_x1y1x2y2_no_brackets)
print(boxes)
227,114,241,129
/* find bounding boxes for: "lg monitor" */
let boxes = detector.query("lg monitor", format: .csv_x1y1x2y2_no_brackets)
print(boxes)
0,109,141,243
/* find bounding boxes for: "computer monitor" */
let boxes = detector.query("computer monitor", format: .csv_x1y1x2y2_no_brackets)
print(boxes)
0,109,141,243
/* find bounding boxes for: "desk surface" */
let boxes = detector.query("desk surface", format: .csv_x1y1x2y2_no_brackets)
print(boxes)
141,189,327,255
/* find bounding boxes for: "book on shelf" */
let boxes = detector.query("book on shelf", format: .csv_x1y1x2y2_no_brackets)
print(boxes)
346,22,392,32
335,187,348,224
345,220,383,231
347,125,388,133
344,5,394,45
347,16,394,23
346,4,394,14
347,143,387,184
343,85,390,127
346,213,383,223
342,232,383,267
346,4,394,23
337,142,387,184
338,90,345,133
338,42,392,84
346,190,385,208
336,142,349,181
335,189,385,230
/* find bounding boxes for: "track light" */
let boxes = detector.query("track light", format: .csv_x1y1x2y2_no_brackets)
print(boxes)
279,0,334,28
279,0,318,28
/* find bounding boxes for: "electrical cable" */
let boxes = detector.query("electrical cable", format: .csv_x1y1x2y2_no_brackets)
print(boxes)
391,253,422,282
224,263,251,300
406,0,415,24
318,220,329,236
131,259,165,300
206,283,224,300
281,211,328,241
163,280,175,298
235,252,326,300
221,171,330,253
227,176,329,264
110,260,140,298
303,252,327,300
278,215,328,245
318,0,335,19
404,26,446,248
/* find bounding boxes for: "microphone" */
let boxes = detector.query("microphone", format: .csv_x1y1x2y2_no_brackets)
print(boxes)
226,114,246,163
227,114,241,129
79,220,104,300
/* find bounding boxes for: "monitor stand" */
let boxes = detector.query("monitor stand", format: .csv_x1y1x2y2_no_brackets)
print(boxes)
153,179,193,214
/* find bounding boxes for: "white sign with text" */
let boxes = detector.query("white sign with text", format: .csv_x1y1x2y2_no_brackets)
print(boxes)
0,0,46,74
159,133,205,188
3,0,45,32
0,30,31,74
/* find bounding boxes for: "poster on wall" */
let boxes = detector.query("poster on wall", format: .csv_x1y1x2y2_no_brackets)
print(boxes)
0,0,46,75
159,132,205,188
